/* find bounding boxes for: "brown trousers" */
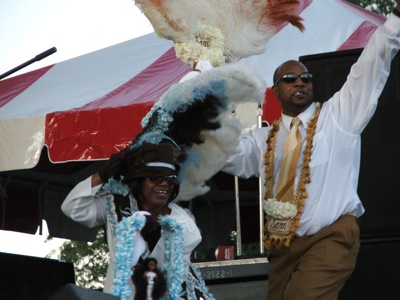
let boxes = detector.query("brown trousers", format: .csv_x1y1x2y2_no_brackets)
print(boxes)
267,215,360,300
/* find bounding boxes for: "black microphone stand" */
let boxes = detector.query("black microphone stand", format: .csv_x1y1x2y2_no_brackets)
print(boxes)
0,47,57,80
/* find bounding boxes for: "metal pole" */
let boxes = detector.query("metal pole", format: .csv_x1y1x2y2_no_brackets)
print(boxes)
1,176,11,230
37,180,48,236
234,176,242,256
257,104,265,254
0,183,7,230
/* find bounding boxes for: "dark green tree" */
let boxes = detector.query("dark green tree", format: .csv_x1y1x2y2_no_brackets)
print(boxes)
347,0,396,16
47,229,109,290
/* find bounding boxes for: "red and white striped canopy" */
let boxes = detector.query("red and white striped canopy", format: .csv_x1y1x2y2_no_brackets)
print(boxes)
0,0,385,172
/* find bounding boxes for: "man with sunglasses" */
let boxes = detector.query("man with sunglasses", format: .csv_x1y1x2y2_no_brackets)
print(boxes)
223,2,400,299
62,143,214,299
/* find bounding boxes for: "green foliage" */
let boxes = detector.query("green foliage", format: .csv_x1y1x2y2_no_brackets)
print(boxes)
347,0,396,16
47,229,109,290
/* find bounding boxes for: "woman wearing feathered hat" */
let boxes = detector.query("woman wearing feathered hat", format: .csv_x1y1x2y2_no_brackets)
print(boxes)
62,142,214,300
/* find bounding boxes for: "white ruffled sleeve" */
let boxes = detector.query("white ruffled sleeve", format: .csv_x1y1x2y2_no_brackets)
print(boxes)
61,176,107,228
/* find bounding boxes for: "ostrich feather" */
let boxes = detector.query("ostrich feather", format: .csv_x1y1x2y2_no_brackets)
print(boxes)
135,0,202,43
134,0,304,63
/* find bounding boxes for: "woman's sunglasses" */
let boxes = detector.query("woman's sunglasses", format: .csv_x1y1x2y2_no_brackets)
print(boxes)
145,175,178,185
274,72,313,85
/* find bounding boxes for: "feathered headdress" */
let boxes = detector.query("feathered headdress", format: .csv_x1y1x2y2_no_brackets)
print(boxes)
131,63,265,201
134,0,304,67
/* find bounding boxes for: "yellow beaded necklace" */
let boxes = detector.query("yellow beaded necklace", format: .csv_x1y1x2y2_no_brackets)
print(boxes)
263,102,322,249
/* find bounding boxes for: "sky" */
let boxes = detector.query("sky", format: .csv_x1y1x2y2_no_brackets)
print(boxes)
0,222,65,259
0,0,153,78
0,0,153,258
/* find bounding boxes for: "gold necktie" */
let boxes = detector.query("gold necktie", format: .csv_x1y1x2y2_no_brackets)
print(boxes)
276,118,302,202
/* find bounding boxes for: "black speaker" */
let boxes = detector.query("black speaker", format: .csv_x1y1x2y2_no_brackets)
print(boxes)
300,48,400,106
0,252,75,300
339,240,400,300
300,49,400,239
48,284,119,300
300,49,400,300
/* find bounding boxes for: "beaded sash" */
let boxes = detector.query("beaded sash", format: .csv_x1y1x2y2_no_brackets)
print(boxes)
263,103,322,249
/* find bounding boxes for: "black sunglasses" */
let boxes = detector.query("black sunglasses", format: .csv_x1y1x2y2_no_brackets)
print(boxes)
145,175,178,185
274,72,313,85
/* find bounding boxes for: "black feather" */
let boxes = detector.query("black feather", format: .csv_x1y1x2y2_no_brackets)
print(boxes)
167,94,221,146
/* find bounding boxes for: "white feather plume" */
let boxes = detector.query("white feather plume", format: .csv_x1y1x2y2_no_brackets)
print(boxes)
134,0,304,63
